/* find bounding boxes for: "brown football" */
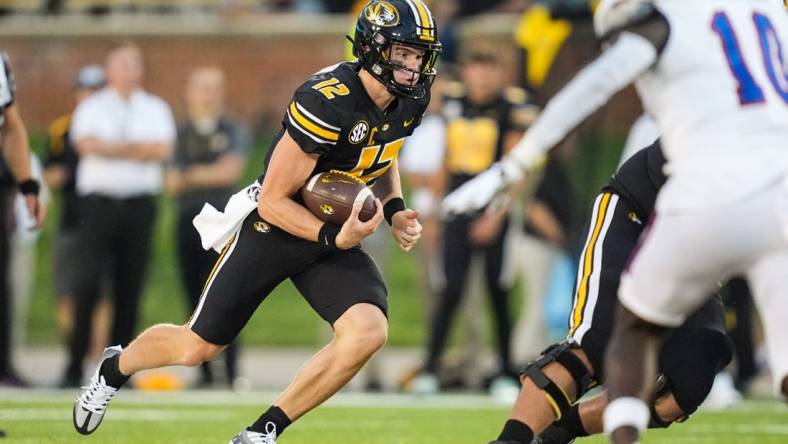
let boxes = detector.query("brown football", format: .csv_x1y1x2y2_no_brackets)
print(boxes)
301,170,376,225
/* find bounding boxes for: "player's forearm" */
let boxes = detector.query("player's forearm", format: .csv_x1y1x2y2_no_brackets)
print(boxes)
373,161,404,204
77,138,170,161
506,33,657,174
257,194,323,242
136,142,172,161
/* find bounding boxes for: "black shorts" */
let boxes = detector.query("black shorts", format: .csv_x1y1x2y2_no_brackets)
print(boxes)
188,212,388,345
567,192,731,382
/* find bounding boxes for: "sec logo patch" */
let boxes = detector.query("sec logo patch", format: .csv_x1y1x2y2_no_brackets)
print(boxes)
349,120,369,144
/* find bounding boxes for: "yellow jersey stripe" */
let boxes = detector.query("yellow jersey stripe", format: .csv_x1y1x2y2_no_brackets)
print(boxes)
199,233,237,297
295,100,341,131
289,101,340,141
189,232,238,326
569,192,612,335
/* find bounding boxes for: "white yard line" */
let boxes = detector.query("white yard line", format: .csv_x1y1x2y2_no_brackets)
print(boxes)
1,389,784,413
0,408,238,422
0,389,505,409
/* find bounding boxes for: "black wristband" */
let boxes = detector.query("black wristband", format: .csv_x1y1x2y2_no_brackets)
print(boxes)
318,223,341,250
383,197,406,226
18,179,40,196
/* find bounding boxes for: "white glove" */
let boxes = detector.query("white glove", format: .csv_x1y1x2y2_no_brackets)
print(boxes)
442,161,523,217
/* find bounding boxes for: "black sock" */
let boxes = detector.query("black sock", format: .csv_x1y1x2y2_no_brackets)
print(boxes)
250,406,292,436
99,354,129,389
553,404,588,438
497,419,533,443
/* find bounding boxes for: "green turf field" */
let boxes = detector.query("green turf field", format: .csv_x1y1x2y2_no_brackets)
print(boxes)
1,390,786,443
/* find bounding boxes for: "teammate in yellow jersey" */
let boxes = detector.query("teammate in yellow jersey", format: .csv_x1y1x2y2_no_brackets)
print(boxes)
418,46,539,393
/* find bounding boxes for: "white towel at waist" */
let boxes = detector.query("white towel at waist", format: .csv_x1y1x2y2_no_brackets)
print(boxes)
193,183,260,252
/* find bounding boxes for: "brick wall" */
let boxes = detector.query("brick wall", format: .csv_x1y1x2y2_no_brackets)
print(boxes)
1,14,640,133
3,34,347,130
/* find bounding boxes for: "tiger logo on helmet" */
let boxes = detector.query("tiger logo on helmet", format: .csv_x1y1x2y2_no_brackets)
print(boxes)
365,1,400,27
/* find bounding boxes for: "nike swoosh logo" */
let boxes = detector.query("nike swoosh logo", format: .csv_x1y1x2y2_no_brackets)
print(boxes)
403,118,415,127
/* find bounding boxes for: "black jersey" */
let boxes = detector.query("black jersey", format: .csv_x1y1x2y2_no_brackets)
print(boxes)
260,61,429,186
601,139,666,221
442,83,539,192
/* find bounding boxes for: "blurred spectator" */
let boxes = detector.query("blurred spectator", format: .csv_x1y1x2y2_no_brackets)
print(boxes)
0,51,45,387
511,146,574,364
400,71,499,392
397,74,447,391
43,65,111,370
513,2,573,95
166,66,250,388
62,42,175,386
417,47,536,393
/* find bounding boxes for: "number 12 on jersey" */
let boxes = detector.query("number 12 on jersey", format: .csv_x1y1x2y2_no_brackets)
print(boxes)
712,11,788,105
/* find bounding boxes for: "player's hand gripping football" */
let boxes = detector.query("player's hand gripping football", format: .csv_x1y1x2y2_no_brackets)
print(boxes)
335,197,384,249
391,209,421,252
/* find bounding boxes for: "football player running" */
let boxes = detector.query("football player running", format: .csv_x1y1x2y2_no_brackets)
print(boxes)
443,1,788,444
71,2,440,443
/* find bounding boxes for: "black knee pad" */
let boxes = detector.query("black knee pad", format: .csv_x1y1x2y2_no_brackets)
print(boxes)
659,329,732,416
518,341,594,420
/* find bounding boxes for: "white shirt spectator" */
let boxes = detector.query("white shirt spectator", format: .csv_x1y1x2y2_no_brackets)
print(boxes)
71,87,175,198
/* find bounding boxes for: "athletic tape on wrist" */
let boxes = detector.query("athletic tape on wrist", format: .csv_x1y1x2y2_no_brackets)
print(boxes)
603,397,650,435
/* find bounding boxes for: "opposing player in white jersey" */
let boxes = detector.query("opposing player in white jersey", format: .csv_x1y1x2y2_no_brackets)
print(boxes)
442,0,788,443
